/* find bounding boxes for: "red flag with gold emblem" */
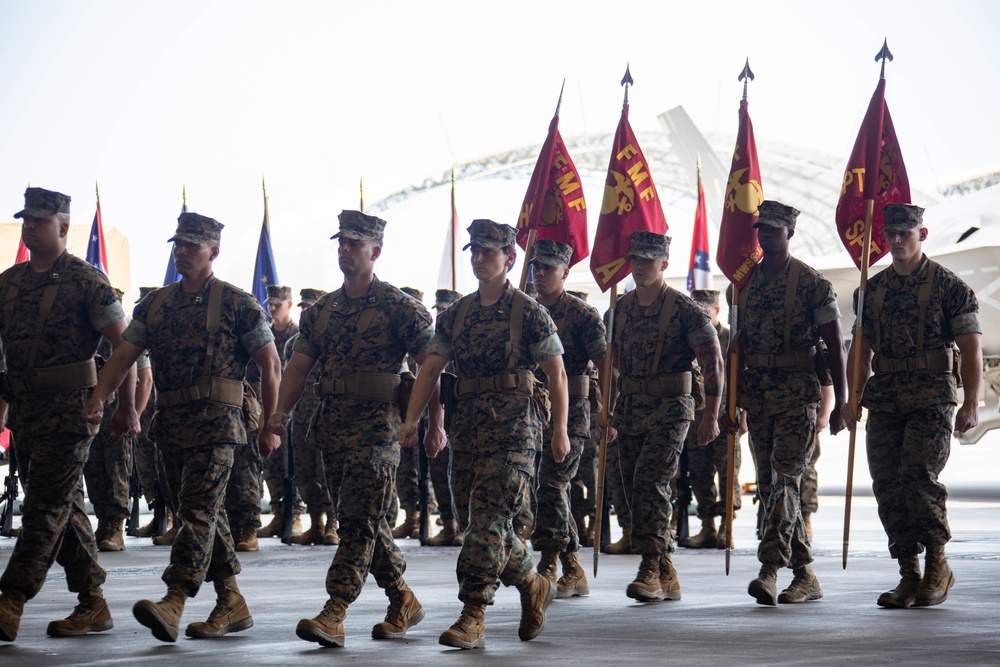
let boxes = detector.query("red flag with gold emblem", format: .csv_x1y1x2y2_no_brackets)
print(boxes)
516,115,589,267
590,104,668,291
835,78,910,269
716,99,763,289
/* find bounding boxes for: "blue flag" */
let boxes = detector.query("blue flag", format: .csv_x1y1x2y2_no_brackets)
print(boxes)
86,195,108,276
252,190,279,319
163,195,185,285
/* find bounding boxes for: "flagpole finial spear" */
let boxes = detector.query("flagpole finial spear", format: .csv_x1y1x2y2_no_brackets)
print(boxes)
555,78,566,117
621,63,633,107
875,38,893,79
739,58,755,101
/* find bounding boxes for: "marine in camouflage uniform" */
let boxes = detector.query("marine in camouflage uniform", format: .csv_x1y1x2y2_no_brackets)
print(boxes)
400,219,568,649
731,201,847,606
269,210,440,647
87,212,281,643
843,203,982,609
609,231,723,603
528,241,606,599
130,287,162,537
0,187,133,642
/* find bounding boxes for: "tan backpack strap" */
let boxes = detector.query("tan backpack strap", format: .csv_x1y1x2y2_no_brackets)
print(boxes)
651,286,678,374
202,279,224,377
507,289,527,370
314,287,343,337
783,258,802,351
450,293,475,376
146,283,178,333
916,261,937,352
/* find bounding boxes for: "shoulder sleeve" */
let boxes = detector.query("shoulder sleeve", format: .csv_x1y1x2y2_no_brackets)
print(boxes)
391,289,434,357
426,303,456,361
941,268,981,337
233,290,274,356
810,272,841,327
681,296,717,349
579,302,607,362
293,296,325,359
88,271,125,333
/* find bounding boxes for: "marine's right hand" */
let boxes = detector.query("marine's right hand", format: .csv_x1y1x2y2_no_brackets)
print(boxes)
840,403,859,430
83,396,105,425
399,420,419,447
265,411,289,437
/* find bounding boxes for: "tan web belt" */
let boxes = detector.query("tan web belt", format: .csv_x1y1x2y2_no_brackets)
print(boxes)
618,371,692,397
744,346,816,370
314,373,401,403
561,374,590,399
456,370,535,398
4,358,98,394
874,349,953,374
157,375,244,408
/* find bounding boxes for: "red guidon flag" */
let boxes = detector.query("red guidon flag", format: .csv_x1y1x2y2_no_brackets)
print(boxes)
14,240,29,264
590,104,668,291
516,114,589,267
835,78,910,269
716,99,763,289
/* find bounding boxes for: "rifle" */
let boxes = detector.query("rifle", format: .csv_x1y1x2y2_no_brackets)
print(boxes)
280,421,297,544
148,444,169,536
439,372,456,434
753,481,765,540
417,417,429,544
1,443,19,537
674,444,692,542
127,448,142,535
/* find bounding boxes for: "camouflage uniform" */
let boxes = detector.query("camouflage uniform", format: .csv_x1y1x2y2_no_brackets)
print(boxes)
258,319,302,526
225,356,262,538
427,289,462,536
126,274,273,595
294,276,433,605
0,246,124,601
860,254,980,558
612,285,716,558
430,281,563,605
531,291,606,554
736,258,839,569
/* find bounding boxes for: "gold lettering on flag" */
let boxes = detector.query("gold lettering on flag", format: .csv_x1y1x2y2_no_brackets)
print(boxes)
594,257,627,286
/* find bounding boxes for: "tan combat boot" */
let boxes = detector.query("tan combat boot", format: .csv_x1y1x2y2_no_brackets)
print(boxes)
603,525,632,555
425,519,462,547
748,562,780,606
391,510,418,540
556,551,590,598
371,582,424,639
680,517,718,549
0,590,27,642
98,519,125,552
777,563,823,603
516,571,555,641
438,603,486,650
324,513,340,545
626,555,664,602
131,516,157,538
235,527,258,552
291,513,304,535
715,519,732,550
151,516,179,546
296,598,347,647
186,577,253,638
914,545,955,607
257,512,282,538
877,555,921,608
47,588,114,636
536,550,559,586
133,584,188,642
289,512,325,545
658,554,682,601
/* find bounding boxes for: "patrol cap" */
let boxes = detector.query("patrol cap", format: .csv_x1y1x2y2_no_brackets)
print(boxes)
463,219,516,250
136,286,157,303
401,286,424,302
14,187,71,219
265,285,292,304
529,239,573,267
298,288,327,308
882,203,924,231
753,200,799,229
691,289,720,304
168,212,224,245
568,290,588,301
627,231,671,260
434,288,461,309
332,210,385,244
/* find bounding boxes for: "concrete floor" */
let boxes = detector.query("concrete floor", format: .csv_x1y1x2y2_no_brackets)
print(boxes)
1,490,998,667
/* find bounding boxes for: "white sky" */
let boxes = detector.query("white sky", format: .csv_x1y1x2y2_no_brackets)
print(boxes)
1,0,998,303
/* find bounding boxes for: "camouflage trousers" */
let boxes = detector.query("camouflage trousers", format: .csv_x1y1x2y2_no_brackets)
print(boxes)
683,413,742,520
133,434,158,506
617,420,688,557
570,440,597,529
451,447,536,605
0,431,105,600
866,404,953,559
84,428,134,524
800,435,821,515
262,429,304,519
159,442,240,596
291,411,334,516
531,434,585,553
606,434,632,531
322,450,404,605
430,443,455,523
225,434,261,532
747,402,818,568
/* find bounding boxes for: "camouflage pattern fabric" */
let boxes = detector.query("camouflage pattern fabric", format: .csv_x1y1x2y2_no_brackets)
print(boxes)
606,436,631,531
532,291,606,554
860,255,980,558
84,337,133,525
0,251,122,600
570,422,599,531
800,437,820,515
286,333,334,516
294,276,433,605
134,385,158,504
429,446,454,523
427,281,562,602
225,431,262,532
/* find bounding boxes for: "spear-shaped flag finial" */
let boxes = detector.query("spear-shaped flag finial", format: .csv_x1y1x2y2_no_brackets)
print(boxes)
621,63,633,107
739,58,755,101
875,38,893,79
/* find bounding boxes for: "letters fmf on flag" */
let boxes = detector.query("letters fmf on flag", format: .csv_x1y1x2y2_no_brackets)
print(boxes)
716,98,763,290
835,78,910,269
85,193,109,276
516,114,589,267
589,104,667,291
687,164,713,292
